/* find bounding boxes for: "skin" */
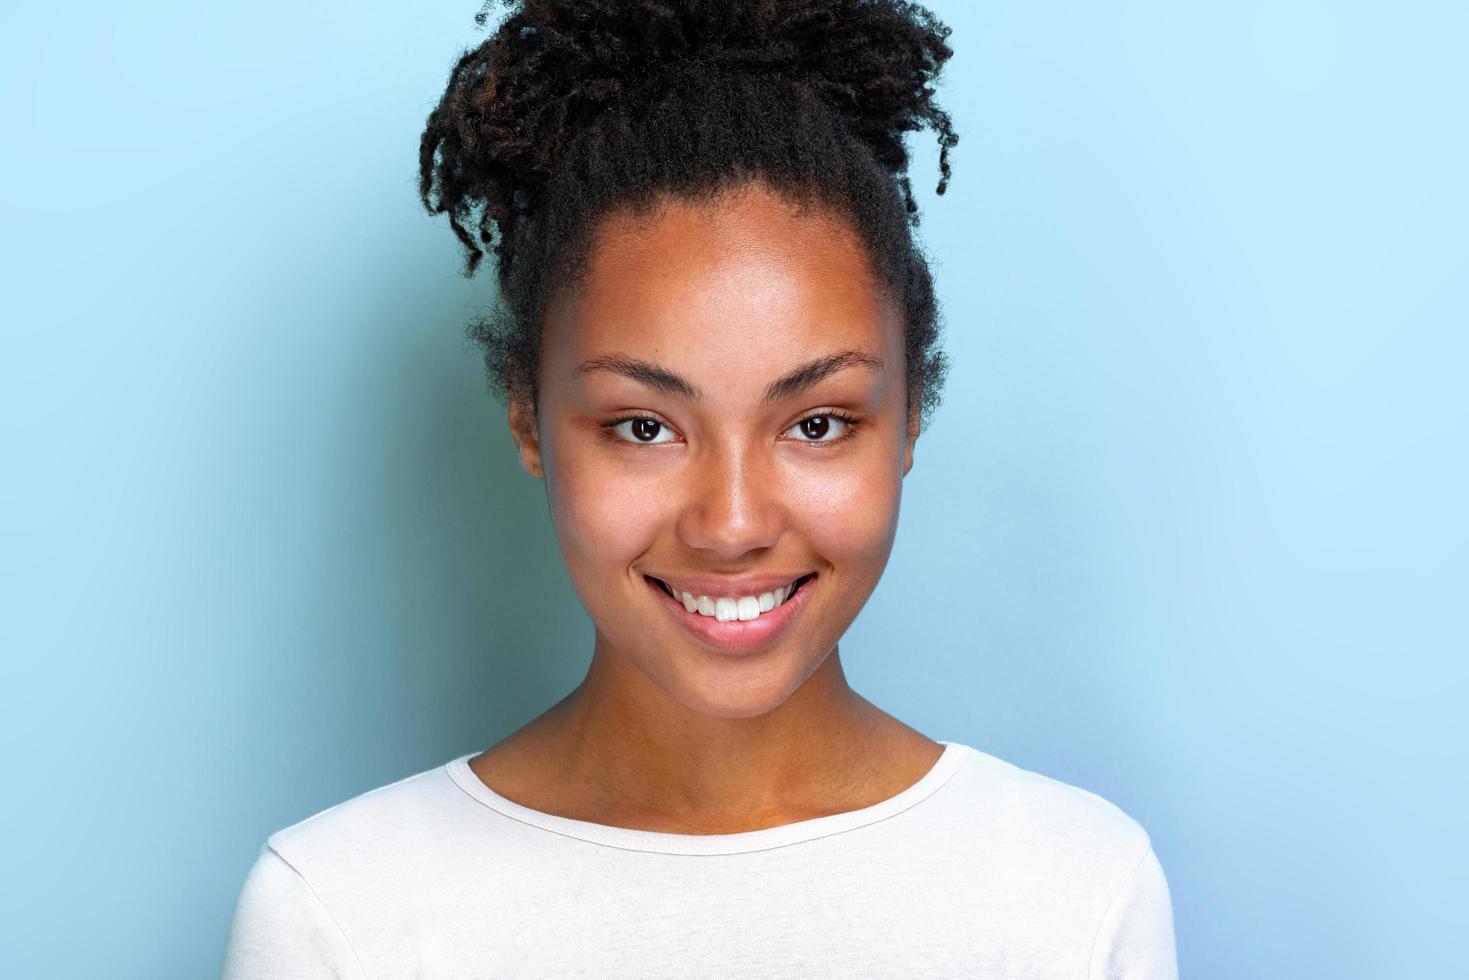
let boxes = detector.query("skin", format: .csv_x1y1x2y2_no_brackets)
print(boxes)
469,180,944,834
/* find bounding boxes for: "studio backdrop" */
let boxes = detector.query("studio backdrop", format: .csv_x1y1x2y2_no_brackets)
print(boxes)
2,2,1464,977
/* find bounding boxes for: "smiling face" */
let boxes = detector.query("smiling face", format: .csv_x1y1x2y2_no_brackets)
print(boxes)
508,180,919,720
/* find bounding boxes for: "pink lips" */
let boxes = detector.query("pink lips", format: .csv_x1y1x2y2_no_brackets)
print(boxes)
647,573,815,655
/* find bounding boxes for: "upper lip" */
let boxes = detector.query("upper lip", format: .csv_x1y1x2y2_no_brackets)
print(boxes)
646,572,814,599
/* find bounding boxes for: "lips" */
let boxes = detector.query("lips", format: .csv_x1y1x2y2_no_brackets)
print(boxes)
644,571,817,655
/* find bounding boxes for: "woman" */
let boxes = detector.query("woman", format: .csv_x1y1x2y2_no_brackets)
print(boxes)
223,1,1179,976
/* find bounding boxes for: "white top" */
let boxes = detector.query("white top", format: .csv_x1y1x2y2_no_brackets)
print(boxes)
222,741,1178,978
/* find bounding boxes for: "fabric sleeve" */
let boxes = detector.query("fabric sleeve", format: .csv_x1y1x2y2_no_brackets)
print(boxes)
1087,843,1179,980
221,844,366,979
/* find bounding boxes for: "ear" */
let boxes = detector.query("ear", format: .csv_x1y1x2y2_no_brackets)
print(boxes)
902,396,921,477
507,393,545,479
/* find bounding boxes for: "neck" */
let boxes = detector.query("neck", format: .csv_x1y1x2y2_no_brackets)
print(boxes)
537,636,897,832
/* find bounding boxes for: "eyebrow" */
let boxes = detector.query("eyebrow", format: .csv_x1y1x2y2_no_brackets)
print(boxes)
575,349,884,404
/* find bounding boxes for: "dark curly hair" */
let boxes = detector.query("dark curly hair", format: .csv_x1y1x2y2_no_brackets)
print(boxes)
419,0,958,430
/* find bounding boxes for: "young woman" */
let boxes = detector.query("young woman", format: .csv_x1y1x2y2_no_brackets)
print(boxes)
223,2,1178,976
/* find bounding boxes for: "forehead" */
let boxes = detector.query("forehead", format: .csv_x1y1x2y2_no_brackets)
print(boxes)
542,183,902,397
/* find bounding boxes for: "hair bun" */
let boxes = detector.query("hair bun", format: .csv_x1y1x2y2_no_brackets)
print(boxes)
448,0,956,204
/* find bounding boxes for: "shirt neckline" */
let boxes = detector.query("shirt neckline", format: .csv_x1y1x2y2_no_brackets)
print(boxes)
444,740,971,855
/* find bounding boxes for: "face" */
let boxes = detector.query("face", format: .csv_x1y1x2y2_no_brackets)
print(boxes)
508,181,919,720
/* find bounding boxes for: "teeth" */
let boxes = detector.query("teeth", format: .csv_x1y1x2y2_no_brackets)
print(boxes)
662,577,806,622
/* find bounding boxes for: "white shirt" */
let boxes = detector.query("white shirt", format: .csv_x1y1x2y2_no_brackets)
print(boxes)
222,740,1178,978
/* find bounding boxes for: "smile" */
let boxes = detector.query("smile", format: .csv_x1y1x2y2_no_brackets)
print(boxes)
644,573,817,654
648,574,814,622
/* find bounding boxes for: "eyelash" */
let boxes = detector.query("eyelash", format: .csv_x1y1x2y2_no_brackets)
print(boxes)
600,410,865,448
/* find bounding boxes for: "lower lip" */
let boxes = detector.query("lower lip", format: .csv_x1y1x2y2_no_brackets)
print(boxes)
646,574,815,655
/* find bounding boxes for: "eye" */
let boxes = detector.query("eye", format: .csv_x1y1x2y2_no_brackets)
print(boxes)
783,410,863,445
603,414,678,445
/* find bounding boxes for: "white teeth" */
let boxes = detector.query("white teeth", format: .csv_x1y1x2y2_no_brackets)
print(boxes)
668,577,806,623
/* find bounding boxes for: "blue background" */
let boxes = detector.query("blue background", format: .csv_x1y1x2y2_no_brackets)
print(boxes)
3,2,1464,976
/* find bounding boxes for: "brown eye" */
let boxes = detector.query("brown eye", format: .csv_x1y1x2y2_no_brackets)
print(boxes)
784,413,857,444
606,416,677,445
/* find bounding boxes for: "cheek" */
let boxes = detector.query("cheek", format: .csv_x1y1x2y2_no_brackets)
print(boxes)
546,444,665,574
787,456,903,568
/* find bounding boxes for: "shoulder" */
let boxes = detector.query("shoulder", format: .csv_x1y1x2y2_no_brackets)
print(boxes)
225,759,476,977
263,755,484,891
939,742,1157,882
268,757,456,846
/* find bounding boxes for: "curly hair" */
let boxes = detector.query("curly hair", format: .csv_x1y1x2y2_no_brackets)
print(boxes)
419,0,958,430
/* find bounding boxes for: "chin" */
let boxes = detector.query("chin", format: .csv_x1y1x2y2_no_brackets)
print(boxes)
653,644,831,721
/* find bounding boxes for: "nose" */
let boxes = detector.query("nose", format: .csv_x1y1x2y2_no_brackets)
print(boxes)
675,437,786,560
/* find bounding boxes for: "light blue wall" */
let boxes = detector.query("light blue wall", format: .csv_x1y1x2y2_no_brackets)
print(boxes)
3,2,1463,976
